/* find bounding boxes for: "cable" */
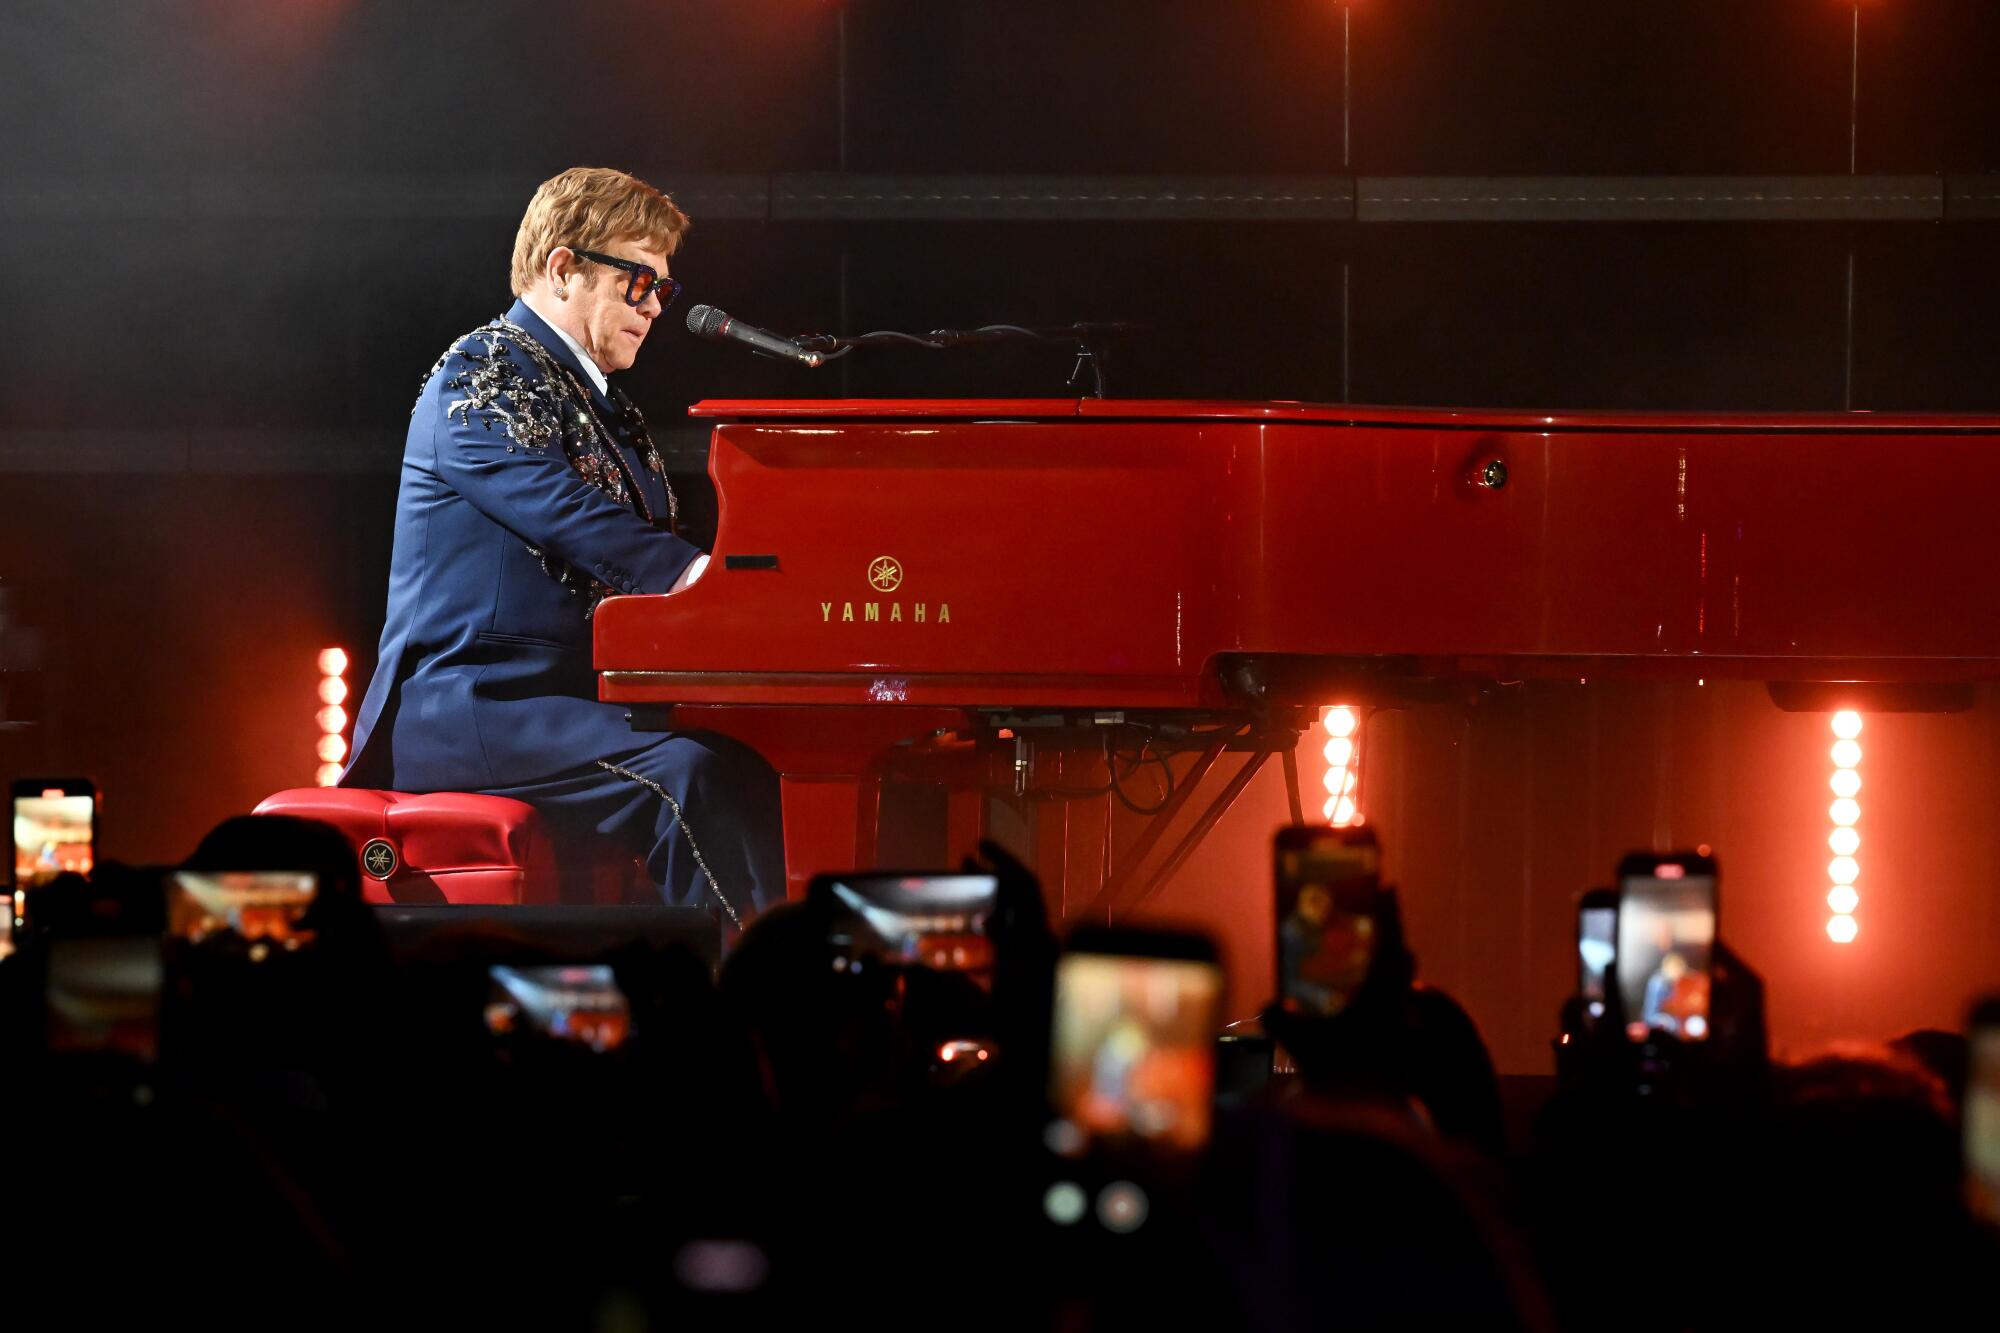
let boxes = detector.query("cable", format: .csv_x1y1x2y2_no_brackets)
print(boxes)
1108,735,1176,816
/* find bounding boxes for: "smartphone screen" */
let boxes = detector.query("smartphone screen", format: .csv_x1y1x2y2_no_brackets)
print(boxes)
47,936,163,1062
1617,854,1717,1041
1578,891,1618,1020
168,871,317,947
1049,932,1222,1155
1275,827,1381,1017
13,781,95,891
485,964,630,1052
1967,1003,2000,1226
817,872,999,972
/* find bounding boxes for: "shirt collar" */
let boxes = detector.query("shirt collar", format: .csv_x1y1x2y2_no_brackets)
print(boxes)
515,293,609,397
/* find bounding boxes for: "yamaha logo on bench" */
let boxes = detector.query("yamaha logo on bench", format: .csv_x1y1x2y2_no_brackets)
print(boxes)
361,839,399,880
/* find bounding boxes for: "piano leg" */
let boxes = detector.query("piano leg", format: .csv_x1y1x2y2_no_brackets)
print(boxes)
1026,747,1113,921
945,783,988,870
636,705,970,904
776,774,881,902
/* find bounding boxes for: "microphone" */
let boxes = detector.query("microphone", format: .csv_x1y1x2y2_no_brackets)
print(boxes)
685,304,825,368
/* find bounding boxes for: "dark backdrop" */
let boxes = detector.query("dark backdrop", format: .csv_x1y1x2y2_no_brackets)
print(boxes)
3,0,1997,876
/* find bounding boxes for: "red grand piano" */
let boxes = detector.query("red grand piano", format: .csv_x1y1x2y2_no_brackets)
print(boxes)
594,399,2000,913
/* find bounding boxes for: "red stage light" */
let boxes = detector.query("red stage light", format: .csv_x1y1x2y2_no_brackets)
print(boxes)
1320,705,1364,826
1826,712,1864,945
316,646,351,784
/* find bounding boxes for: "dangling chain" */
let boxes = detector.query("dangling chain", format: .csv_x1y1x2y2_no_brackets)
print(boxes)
595,759,742,928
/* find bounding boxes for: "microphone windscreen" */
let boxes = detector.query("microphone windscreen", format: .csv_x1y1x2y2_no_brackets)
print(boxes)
686,304,728,338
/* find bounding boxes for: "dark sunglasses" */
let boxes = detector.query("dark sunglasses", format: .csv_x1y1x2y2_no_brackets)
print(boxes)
570,248,683,311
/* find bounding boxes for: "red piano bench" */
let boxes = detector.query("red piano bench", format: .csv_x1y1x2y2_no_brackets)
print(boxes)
252,789,558,906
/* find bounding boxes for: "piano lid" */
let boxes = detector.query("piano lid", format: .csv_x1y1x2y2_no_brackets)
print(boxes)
690,398,2000,433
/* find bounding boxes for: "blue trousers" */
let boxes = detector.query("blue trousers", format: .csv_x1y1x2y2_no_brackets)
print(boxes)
483,730,783,925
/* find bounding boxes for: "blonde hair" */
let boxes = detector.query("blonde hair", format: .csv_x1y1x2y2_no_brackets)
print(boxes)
509,167,691,297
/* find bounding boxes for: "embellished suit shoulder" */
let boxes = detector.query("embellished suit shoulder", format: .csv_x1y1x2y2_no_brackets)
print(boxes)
416,316,676,529
418,320,573,451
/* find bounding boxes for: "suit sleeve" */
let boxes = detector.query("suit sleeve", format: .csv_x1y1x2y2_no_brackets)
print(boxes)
428,346,699,596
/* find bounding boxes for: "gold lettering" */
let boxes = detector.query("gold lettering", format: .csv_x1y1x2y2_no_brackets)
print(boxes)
842,602,855,622
865,602,880,622
821,602,833,623
889,603,902,622
914,603,926,624
938,603,950,624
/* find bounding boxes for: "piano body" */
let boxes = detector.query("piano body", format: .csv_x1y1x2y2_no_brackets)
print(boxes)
594,399,2000,911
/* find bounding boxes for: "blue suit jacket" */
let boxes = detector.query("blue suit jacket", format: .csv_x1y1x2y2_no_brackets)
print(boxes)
343,300,700,792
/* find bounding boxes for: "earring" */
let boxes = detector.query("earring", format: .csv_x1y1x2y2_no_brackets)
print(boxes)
557,285,568,299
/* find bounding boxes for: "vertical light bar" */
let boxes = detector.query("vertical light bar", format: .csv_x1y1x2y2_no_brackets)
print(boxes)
316,647,349,786
1320,705,1363,826
1826,709,1862,942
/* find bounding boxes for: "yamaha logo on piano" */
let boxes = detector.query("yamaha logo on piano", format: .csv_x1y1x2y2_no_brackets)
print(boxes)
867,555,904,592
821,555,951,626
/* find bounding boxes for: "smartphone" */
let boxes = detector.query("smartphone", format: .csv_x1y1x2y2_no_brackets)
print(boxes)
13,778,96,894
1048,926,1222,1156
167,871,317,948
1274,825,1382,1018
811,872,1000,973
1967,998,2000,1226
1577,888,1619,1023
485,964,631,1052
1616,851,1717,1042
46,935,163,1063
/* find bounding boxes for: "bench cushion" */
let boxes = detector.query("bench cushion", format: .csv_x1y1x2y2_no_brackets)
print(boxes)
252,788,556,905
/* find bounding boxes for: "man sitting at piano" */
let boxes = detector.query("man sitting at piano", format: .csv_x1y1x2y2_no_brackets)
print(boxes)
342,166,782,926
